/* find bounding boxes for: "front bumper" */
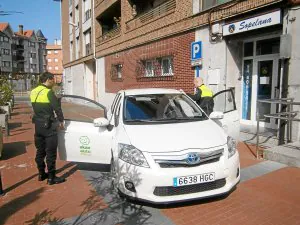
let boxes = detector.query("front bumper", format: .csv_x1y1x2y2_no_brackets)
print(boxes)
117,151,240,204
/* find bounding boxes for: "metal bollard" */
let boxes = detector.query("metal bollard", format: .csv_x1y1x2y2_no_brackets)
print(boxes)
0,171,4,196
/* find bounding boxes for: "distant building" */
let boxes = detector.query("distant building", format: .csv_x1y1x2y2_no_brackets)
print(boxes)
46,40,63,83
0,23,47,91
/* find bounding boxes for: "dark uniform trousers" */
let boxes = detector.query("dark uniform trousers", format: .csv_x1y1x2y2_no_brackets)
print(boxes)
34,121,58,175
199,97,214,116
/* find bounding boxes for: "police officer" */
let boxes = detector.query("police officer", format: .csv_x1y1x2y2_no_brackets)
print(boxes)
30,72,65,185
187,77,214,116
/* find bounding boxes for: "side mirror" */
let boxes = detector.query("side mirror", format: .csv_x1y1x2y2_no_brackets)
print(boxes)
93,117,110,127
209,111,224,120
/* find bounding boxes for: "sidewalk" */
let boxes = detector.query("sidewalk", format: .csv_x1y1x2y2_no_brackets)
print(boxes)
0,103,106,225
1,102,300,225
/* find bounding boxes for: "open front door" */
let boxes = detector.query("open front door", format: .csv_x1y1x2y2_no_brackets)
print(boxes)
213,89,240,141
58,95,111,164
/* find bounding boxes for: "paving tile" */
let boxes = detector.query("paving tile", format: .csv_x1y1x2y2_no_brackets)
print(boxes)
0,103,107,225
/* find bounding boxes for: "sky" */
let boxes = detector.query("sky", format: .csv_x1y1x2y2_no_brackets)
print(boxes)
0,0,61,44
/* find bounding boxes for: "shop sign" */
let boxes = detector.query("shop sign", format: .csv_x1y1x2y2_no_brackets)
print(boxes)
223,10,281,36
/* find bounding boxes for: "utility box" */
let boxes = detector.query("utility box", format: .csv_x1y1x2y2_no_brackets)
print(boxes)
280,34,292,59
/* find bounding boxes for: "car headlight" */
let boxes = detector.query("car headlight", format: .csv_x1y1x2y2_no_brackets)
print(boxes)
227,136,237,158
118,143,149,168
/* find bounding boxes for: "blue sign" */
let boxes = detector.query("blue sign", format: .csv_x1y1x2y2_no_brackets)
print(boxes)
242,61,252,120
191,41,202,61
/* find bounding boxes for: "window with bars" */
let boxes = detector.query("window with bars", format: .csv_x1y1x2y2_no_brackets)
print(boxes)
138,56,174,78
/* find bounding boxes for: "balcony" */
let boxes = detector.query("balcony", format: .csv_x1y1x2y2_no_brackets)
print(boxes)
16,55,25,61
126,0,176,31
16,45,24,51
97,26,121,44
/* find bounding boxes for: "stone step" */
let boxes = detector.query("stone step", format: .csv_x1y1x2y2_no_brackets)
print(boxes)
263,142,300,167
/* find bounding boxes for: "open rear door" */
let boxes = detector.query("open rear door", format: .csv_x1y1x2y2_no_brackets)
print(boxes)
213,89,240,141
57,95,111,164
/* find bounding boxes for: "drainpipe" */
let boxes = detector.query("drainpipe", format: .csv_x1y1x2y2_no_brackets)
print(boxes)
92,0,98,101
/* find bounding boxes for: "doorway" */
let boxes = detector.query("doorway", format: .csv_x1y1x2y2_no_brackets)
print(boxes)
241,37,280,129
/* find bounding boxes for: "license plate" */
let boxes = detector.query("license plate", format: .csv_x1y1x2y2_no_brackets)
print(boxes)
173,172,215,187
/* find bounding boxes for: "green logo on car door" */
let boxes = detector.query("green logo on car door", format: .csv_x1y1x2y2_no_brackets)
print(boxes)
79,136,91,155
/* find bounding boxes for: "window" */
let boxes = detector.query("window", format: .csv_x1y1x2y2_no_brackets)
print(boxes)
256,38,280,56
13,62,17,68
55,66,59,70
145,61,154,77
0,36,3,41
54,58,58,62
75,37,79,59
48,58,52,62
161,57,173,76
197,0,233,12
48,50,52,54
70,41,73,61
54,50,58,54
13,51,17,56
244,42,254,57
2,61,11,67
48,66,53,70
69,12,73,34
31,64,37,69
85,9,91,22
3,37,9,42
141,56,174,77
111,64,122,80
30,53,37,59
75,5,80,28
83,0,91,22
84,30,91,56
28,42,35,47
1,49,10,55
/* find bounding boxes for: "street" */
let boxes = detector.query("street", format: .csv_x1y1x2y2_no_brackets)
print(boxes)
0,100,300,225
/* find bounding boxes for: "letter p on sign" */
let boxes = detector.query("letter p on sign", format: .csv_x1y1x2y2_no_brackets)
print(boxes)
191,41,202,61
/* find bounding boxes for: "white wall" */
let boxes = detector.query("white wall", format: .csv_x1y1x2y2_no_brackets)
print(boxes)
195,27,227,93
97,57,116,109
84,62,94,99
71,63,85,96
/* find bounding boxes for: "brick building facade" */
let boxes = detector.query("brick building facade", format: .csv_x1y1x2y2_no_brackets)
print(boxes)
62,0,300,141
46,40,63,83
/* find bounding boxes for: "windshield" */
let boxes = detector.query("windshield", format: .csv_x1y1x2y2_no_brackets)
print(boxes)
123,94,208,123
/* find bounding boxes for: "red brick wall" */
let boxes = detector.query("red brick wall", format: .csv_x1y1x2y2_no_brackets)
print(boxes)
105,31,195,94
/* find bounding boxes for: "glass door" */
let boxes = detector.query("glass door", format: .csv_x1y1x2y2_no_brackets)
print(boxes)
254,58,279,129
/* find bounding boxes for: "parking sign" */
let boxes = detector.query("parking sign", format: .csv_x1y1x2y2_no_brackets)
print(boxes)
191,41,202,61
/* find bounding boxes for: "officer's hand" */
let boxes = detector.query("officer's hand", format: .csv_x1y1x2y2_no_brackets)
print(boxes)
59,122,65,130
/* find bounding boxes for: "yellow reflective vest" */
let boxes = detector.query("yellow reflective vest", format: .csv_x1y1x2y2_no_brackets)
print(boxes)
198,85,213,98
30,85,51,103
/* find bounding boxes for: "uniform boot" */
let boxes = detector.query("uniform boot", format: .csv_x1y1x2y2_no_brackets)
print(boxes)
38,172,48,181
47,173,66,185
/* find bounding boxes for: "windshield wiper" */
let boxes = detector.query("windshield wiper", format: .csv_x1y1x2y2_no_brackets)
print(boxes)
125,119,157,123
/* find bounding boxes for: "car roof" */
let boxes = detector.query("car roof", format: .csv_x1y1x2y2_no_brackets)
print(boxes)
121,88,181,96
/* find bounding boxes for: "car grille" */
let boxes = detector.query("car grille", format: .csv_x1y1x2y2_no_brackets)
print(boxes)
154,149,224,168
153,179,226,196
159,157,220,168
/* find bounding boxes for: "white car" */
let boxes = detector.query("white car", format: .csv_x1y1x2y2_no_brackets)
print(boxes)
58,88,240,204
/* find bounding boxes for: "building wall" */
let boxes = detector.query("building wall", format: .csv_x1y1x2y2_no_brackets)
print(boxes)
46,44,63,83
104,31,195,94
97,56,116,108
283,7,300,140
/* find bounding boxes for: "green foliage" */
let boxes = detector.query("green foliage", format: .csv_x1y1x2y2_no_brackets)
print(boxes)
0,78,14,106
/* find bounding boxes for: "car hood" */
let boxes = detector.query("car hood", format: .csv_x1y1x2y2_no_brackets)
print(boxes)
124,120,227,153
